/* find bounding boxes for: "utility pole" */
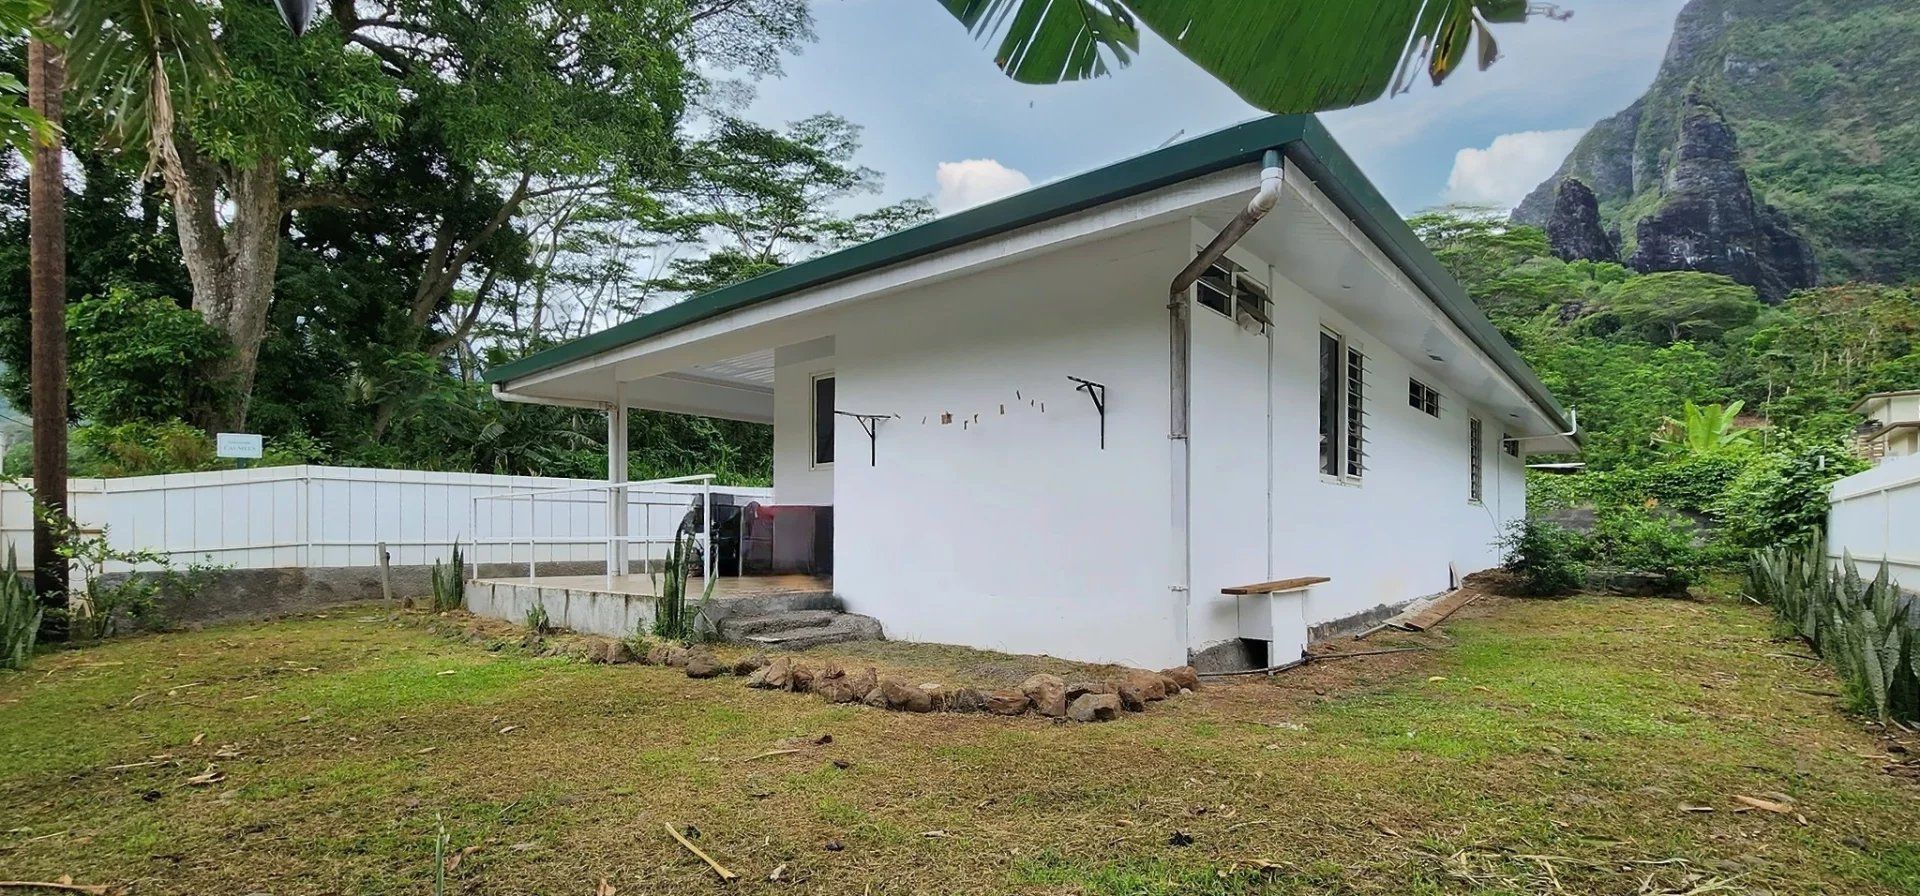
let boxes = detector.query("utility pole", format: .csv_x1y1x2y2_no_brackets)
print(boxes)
27,35,69,631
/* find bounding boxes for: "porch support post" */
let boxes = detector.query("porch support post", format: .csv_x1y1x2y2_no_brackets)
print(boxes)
606,382,630,577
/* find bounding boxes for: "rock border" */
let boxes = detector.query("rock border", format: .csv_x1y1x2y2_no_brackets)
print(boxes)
589,638,1198,723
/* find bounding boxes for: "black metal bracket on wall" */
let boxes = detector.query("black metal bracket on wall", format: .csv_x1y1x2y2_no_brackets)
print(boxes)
1068,376,1107,449
835,411,892,466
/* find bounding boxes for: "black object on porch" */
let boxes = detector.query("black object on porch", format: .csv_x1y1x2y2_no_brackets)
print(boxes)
680,497,832,577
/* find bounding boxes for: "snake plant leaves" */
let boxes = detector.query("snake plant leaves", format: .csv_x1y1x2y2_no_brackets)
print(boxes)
940,0,1568,114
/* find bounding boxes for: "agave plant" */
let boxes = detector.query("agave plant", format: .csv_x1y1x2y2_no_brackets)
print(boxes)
1,548,41,671
1750,541,1918,721
429,543,465,613
651,529,716,644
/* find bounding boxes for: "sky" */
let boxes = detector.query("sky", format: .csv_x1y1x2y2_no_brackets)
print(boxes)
741,0,1693,218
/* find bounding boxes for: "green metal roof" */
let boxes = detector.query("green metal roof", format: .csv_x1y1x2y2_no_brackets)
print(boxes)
486,114,1574,436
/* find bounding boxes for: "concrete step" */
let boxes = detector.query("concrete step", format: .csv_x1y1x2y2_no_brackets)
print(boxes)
719,612,884,650
719,609,845,638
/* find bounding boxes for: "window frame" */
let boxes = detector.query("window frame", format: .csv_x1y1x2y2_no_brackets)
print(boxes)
1318,327,1366,484
1468,416,1484,505
1408,378,1441,417
1190,254,1271,331
810,372,835,469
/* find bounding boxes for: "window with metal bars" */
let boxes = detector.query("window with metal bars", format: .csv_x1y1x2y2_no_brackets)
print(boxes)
1192,255,1271,331
1345,346,1366,478
1408,378,1441,417
1318,328,1365,482
1503,431,1520,458
1468,417,1484,504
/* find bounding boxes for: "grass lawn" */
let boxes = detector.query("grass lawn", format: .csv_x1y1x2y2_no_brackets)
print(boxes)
3,584,1918,895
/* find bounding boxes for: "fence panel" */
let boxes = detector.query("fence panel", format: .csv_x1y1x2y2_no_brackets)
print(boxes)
1828,453,1920,592
0,465,772,574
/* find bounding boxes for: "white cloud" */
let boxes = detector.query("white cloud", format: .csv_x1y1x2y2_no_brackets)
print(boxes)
933,158,1032,214
1442,128,1588,210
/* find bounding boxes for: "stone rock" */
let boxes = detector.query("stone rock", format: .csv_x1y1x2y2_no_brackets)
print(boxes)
734,653,769,676
1119,670,1169,702
584,639,610,663
816,667,877,704
1545,177,1618,263
1065,680,1113,702
870,679,934,713
754,656,794,690
643,645,670,666
1589,568,1689,598
1022,674,1068,718
744,667,769,688
664,646,691,668
789,665,816,693
1160,666,1200,692
919,684,949,712
604,640,635,665
1625,90,1816,301
683,651,724,679
1067,693,1122,723
949,687,987,713
983,690,1031,716
1114,683,1147,712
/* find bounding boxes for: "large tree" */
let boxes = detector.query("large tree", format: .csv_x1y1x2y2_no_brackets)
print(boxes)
64,0,810,430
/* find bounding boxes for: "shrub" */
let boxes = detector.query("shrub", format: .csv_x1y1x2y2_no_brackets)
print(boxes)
67,287,229,425
1714,440,1864,549
1588,504,1702,590
1496,518,1589,596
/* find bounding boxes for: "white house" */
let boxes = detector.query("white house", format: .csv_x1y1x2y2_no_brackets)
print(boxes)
478,116,1579,671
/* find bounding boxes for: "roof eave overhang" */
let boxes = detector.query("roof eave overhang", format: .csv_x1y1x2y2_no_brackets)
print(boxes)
487,115,1578,447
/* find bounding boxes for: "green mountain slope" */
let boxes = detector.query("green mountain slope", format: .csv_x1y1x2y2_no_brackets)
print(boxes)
1514,0,1920,287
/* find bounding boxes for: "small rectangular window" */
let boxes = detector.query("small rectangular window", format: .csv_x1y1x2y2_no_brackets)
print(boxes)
1191,255,1270,331
811,375,835,467
1318,329,1365,482
1468,417,1484,504
1195,259,1235,318
1503,432,1520,458
1345,346,1366,478
1408,379,1440,417
1318,331,1341,477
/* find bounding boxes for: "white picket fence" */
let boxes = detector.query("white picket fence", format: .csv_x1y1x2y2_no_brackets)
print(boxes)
1827,452,1920,593
0,465,771,573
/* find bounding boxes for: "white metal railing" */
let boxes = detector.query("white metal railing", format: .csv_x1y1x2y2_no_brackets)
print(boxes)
468,474,714,583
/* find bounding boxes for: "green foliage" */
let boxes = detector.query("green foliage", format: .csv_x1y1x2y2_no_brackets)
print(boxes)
1749,541,1919,721
0,548,38,670
68,287,230,424
1582,272,1762,346
1712,439,1865,550
71,419,216,477
1495,518,1587,596
53,522,220,640
523,600,552,637
1653,400,1756,457
651,529,715,644
941,1,1563,114
429,544,464,613
1586,504,1702,590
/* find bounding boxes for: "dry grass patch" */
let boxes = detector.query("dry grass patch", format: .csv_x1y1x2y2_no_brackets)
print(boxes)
2,589,1918,895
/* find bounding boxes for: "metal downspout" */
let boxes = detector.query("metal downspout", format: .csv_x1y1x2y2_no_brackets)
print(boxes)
1168,150,1284,661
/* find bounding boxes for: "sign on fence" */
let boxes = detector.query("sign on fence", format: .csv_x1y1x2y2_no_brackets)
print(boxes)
215,433,264,459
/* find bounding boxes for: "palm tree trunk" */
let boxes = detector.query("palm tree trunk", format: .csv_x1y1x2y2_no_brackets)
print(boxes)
26,37,70,626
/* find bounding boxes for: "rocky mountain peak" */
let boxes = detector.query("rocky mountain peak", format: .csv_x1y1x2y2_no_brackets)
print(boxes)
1545,178,1618,264
1625,90,1817,301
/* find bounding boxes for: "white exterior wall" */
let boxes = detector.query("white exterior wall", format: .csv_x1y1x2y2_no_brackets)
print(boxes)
829,225,1185,668
1827,453,1920,592
0,466,769,573
772,340,836,505
1184,243,1526,663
